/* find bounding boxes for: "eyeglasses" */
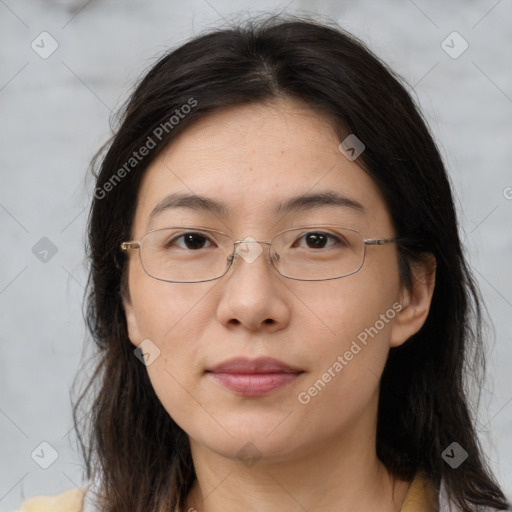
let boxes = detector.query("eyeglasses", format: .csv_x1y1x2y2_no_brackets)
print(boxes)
120,225,399,283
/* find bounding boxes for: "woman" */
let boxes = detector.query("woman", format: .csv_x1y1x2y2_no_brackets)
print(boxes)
17,14,511,512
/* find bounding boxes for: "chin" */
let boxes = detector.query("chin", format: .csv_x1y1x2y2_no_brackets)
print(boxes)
194,434,302,465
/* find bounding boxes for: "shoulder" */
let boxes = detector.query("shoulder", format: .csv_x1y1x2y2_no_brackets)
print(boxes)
17,486,88,512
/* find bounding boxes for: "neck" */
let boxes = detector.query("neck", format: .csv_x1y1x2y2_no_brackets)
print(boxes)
184,396,411,512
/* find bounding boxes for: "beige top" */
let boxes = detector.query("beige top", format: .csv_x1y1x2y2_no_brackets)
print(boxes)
18,472,439,512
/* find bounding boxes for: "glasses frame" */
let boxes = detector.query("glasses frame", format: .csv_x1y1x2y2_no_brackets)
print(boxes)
120,224,401,283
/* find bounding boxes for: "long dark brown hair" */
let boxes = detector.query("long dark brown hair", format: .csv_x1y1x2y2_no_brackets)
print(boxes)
72,13,511,512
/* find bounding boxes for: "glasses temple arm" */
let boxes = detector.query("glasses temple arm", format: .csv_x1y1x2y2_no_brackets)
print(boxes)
120,241,140,251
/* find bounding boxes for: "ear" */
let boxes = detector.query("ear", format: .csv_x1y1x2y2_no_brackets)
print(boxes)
390,254,436,348
123,292,144,348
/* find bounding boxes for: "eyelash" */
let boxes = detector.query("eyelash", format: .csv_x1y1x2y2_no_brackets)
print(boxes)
165,230,343,250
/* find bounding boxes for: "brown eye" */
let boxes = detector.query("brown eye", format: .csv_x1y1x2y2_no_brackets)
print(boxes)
293,231,341,249
166,232,214,250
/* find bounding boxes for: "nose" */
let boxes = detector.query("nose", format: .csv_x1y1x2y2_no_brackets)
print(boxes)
215,238,291,332
231,238,275,267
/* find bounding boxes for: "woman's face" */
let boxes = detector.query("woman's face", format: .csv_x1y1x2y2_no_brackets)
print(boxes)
124,99,421,465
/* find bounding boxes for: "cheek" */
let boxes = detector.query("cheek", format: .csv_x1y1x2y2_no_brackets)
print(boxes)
293,312,396,439
296,256,400,349
128,275,219,426
296,255,401,398
128,258,216,340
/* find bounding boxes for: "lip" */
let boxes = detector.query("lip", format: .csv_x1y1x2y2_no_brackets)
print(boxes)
206,357,304,397
208,357,301,374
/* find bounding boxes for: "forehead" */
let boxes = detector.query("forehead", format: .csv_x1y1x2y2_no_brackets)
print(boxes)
132,99,392,234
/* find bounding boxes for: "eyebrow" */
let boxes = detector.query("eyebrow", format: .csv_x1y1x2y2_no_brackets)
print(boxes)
275,191,365,216
148,190,366,222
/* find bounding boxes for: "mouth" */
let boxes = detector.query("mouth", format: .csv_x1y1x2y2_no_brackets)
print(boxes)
206,357,304,397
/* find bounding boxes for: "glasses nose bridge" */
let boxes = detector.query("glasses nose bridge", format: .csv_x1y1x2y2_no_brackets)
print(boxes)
230,238,277,267
232,238,272,246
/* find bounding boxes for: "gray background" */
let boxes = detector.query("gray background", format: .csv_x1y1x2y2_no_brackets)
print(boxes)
1,0,511,509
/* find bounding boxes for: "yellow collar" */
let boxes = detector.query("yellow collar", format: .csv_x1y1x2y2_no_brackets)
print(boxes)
400,472,439,512
19,486,86,512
